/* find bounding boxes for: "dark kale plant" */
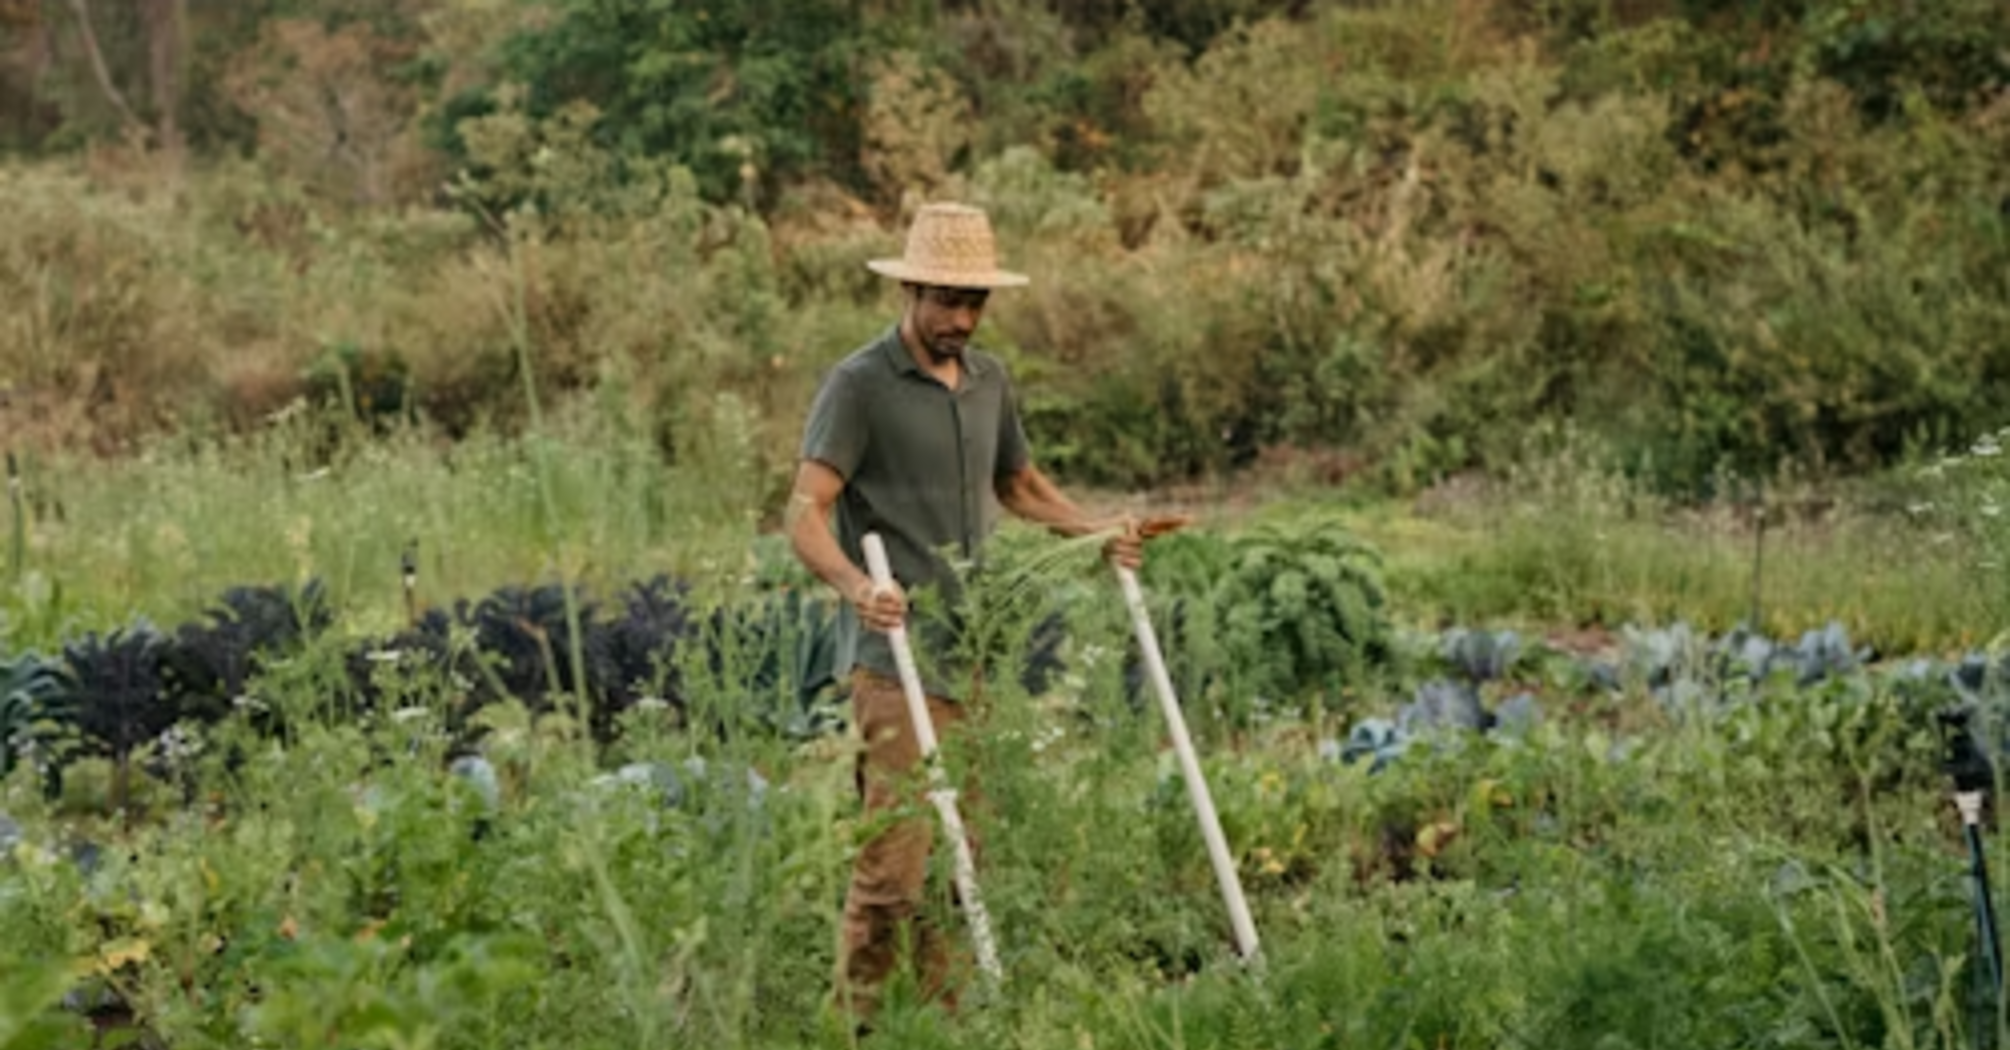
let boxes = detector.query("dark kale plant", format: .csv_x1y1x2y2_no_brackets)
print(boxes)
63,621,177,809
163,580,334,728
592,574,696,740
463,583,604,715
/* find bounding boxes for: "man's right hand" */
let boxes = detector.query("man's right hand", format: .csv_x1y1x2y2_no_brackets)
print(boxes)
790,461,911,634
850,577,908,633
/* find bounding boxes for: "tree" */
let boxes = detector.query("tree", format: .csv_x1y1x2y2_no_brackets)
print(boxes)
444,0,884,207
33,0,186,154
224,16,423,204
60,0,142,137
0,1,59,148
141,0,185,155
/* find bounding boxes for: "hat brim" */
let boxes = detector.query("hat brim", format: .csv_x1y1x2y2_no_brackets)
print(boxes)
867,259,1030,289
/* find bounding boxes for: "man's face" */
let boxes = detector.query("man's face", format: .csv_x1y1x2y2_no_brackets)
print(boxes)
908,284,990,362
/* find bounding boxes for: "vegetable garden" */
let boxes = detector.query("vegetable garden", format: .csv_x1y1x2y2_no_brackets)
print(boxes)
1,0,2007,1044
6,426,2010,1050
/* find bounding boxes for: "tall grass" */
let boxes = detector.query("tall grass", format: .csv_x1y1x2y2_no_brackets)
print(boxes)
1,403,1994,661
1306,439,2000,656
0,399,769,652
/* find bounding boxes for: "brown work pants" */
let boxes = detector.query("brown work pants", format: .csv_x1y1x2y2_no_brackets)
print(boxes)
835,669,983,1024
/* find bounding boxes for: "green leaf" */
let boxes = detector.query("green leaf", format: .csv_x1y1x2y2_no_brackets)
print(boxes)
0,960,78,1050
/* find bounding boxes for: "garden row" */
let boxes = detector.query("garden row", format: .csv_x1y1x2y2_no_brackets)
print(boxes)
7,513,2010,818
0,517,1393,806
0,573,844,808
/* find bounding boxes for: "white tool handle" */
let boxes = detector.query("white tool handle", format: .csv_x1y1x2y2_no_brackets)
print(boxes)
1118,563,1262,965
861,533,1004,985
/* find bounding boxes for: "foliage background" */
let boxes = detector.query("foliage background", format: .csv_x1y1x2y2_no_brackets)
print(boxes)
0,0,2004,498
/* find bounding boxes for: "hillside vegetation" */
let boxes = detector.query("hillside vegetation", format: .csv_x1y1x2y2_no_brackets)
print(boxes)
1,0,2006,498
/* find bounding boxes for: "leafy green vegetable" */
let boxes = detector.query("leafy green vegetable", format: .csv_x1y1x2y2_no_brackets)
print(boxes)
0,649,70,786
1215,515,1392,711
61,620,177,809
163,580,334,726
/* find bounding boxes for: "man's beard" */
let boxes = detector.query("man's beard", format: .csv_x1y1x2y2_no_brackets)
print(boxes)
924,330,970,362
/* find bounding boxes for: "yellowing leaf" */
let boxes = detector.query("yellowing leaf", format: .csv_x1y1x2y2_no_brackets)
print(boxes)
1472,778,1513,809
1416,821,1460,858
88,937,152,975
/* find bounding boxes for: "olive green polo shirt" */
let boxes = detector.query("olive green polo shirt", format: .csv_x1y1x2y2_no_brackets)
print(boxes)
800,325,1031,700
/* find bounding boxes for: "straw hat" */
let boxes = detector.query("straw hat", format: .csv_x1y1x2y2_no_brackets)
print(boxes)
866,202,1030,289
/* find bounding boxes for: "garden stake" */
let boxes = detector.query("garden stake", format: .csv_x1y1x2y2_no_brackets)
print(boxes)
1748,478,1766,632
861,532,1004,989
6,451,21,582
401,541,419,627
1115,563,1263,966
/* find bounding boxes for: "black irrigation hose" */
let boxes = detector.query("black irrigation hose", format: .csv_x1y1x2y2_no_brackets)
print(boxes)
1940,706,2003,1048
1966,818,2004,994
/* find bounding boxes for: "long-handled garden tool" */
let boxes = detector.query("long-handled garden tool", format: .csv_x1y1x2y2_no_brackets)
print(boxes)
1114,552,1262,965
861,532,1004,987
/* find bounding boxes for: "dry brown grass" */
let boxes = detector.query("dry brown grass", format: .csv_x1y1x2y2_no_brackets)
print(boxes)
0,163,216,453
2,0,2003,499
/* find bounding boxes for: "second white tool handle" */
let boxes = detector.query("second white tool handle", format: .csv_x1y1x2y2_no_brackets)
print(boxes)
1118,564,1262,965
860,533,1003,984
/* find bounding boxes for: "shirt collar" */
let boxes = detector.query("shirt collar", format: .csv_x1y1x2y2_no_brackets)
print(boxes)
876,325,991,381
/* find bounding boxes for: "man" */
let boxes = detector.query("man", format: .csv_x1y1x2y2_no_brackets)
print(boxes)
786,202,1148,1022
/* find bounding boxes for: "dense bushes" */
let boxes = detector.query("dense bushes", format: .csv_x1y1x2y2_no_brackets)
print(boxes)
1,0,2005,493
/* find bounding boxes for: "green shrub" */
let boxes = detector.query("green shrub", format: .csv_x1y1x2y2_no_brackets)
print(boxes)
1217,514,1394,712
438,0,887,208
7,0,2010,498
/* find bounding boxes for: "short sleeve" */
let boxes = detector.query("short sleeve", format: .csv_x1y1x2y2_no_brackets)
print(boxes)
995,373,1031,480
801,368,868,479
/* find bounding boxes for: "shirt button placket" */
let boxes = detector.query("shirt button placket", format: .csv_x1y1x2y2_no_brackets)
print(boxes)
950,392,971,558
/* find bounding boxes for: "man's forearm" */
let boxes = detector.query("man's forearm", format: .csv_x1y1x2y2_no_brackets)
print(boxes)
998,467,1113,537
787,495,871,600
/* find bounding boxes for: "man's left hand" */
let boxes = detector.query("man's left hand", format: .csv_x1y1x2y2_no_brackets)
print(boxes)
1101,514,1191,571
